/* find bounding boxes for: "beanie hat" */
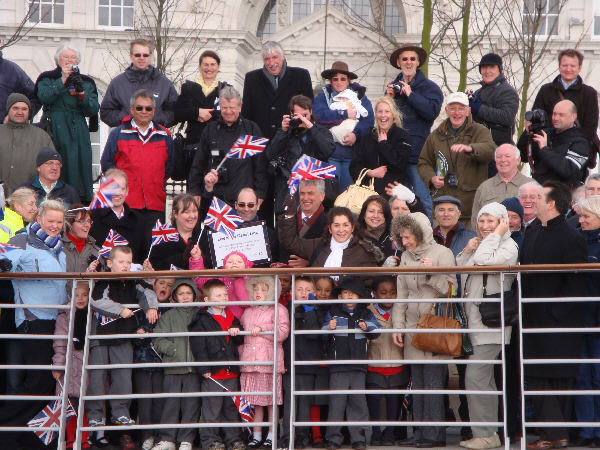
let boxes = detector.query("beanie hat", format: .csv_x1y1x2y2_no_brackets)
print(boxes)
222,251,253,269
477,201,509,222
6,93,31,112
479,53,503,73
577,195,600,219
501,197,524,220
36,147,62,167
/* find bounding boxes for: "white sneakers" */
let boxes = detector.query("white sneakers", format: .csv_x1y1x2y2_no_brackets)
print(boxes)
142,437,155,450
179,442,193,450
151,441,176,450
460,434,502,449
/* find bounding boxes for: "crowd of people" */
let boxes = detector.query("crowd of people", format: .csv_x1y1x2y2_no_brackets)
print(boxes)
0,37,599,450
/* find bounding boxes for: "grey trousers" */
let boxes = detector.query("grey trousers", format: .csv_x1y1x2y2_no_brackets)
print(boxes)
466,344,501,437
133,369,164,440
326,370,369,446
412,363,447,443
85,342,133,420
282,372,315,446
199,376,243,446
159,373,201,444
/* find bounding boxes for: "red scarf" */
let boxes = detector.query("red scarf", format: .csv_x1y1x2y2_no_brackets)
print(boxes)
67,232,86,254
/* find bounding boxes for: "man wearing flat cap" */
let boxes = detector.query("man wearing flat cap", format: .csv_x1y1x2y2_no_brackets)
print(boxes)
0,93,54,194
386,44,444,220
418,92,496,228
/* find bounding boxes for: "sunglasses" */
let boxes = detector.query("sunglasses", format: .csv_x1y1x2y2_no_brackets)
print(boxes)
401,56,417,62
236,202,256,209
133,53,150,58
135,105,154,112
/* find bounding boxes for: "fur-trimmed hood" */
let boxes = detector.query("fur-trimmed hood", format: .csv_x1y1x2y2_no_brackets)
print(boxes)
245,275,276,302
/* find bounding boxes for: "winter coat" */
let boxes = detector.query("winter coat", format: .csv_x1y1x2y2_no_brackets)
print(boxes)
520,214,588,377
35,67,100,202
61,232,99,294
578,226,600,328
433,222,477,257
18,176,80,209
0,207,25,244
517,125,589,187
239,304,290,374
367,304,404,367
266,124,335,212
187,117,267,204
153,306,198,375
0,121,53,195
101,117,174,212
89,204,149,264
313,83,374,160
133,307,164,369
174,80,229,145
242,65,314,139
0,53,39,123
52,311,84,398
283,303,327,373
189,308,244,377
322,304,380,373
364,230,395,259
149,226,201,271
278,206,328,263
350,123,413,194
417,116,496,223
456,231,518,346
391,212,457,361
100,64,178,128
389,70,444,163
471,74,519,145
2,224,68,327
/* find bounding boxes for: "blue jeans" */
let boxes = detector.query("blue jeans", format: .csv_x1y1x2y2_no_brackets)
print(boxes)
575,334,600,439
406,163,433,222
330,157,353,192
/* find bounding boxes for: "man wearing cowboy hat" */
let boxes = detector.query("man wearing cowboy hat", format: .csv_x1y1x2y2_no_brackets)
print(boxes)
387,44,443,222
313,61,374,191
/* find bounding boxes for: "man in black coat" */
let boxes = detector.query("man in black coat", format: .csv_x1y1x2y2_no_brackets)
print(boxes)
520,180,587,449
517,99,589,187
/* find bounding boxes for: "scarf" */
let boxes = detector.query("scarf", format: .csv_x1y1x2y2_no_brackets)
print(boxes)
363,223,386,242
73,308,88,350
374,303,391,321
67,232,86,254
195,75,219,97
262,60,287,90
324,235,351,268
29,221,63,255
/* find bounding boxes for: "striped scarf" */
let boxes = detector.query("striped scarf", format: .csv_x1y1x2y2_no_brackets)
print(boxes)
29,221,63,255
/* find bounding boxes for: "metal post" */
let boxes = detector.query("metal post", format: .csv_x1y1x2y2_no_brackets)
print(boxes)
272,274,279,450
289,274,296,450
500,272,509,450
517,272,526,450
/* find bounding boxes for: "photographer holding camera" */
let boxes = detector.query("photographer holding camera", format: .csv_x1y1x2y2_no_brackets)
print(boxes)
266,95,335,213
517,99,589,187
417,92,495,228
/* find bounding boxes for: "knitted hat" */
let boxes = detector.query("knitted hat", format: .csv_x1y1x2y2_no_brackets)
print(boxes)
222,251,253,269
477,201,509,222
577,195,600,218
433,195,462,210
479,53,503,73
501,197,524,220
6,92,31,112
36,147,62,167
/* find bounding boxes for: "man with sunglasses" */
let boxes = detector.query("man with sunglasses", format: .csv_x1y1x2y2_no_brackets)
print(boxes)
386,44,443,222
100,38,178,128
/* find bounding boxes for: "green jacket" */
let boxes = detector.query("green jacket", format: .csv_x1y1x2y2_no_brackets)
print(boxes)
153,306,198,375
417,116,495,223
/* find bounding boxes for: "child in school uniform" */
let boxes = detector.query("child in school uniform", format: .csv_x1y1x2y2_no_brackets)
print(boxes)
322,277,380,450
188,278,246,450
151,278,202,450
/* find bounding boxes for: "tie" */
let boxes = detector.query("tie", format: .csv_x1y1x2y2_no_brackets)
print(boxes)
275,76,279,89
302,216,309,224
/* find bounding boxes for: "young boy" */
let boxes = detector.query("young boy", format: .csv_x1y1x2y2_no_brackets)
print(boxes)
322,277,380,450
86,246,159,427
188,278,246,450
152,278,201,450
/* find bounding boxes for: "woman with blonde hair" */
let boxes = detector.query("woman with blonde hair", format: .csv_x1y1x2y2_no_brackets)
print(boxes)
350,96,412,197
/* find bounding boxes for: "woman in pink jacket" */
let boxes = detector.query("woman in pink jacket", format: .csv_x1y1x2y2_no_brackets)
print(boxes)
240,276,290,449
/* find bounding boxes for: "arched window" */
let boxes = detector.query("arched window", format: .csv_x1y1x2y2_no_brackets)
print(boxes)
257,0,277,39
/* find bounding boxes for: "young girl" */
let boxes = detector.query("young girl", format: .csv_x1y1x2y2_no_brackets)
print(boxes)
314,276,334,301
190,246,251,318
240,276,290,449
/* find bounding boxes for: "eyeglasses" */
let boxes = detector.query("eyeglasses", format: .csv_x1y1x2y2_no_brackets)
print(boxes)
43,161,62,168
332,76,348,81
74,219,93,225
236,202,256,209
401,56,417,62
447,106,468,113
133,53,150,58
135,105,154,112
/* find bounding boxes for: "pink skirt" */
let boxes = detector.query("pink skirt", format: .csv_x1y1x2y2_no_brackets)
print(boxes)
240,372,283,406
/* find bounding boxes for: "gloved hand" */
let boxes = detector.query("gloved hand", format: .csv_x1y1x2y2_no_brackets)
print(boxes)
382,255,400,267
0,259,12,272
469,95,482,115
282,194,297,216
391,183,416,203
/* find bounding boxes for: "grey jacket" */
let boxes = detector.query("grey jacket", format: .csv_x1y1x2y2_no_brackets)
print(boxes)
472,75,519,145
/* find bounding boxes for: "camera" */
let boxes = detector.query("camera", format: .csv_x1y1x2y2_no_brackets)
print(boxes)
524,109,548,134
446,172,459,188
66,65,84,95
288,115,302,130
391,84,403,94
209,146,229,183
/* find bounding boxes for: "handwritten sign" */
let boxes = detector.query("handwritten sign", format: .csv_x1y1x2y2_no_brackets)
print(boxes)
208,222,271,268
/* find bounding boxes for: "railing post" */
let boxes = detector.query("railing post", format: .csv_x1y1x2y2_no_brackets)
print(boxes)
289,275,296,450
500,272,509,449
272,274,279,450
517,272,526,450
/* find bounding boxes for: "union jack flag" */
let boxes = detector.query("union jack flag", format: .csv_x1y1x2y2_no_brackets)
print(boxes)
151,220,180,246
226,135,269,159
0,242,21,254
288,154,336,195
203,197,243,239
96,308,141,326
234,394,255,423
99,229,129,257
89,177,122,210
27,398,76,445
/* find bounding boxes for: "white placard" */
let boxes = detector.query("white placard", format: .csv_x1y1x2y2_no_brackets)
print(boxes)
209,223,270,268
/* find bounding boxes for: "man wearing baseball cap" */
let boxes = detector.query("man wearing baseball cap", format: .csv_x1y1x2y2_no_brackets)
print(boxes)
417,92,495,228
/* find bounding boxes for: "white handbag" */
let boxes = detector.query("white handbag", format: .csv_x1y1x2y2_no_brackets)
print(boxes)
334,168,378,215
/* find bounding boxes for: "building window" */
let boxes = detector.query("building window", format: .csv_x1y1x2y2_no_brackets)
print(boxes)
27,0,65,24
385,0,405,36
594,0,600,35
98,0,134,28
522,0,559,36
257,0,277,39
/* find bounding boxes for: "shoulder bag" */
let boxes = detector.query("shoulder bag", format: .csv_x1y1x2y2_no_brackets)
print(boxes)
478,274,519,328
334,168,377,215
171,122,200,181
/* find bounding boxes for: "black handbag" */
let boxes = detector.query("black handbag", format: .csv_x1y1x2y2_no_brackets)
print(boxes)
478,274,519,328
171,122,200,181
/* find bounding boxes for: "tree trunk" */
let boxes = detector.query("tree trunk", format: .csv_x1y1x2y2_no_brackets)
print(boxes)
457,0,471,91
420,0,432,77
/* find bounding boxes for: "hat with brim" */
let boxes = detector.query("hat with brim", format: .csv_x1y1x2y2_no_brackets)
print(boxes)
321,61,358,80
390,44,428,69
331,277,370,300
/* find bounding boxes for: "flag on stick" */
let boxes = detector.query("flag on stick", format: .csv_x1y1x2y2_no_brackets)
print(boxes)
287,154,336,195
203,197,243,239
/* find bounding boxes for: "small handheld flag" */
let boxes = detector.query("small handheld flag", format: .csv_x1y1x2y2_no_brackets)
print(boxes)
99,229,129,257
288,154,336,195
203,197,243,239
27,397,76,445
215,135,269,171
89,177,121,210
151,220,180,246
209,377,255,425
